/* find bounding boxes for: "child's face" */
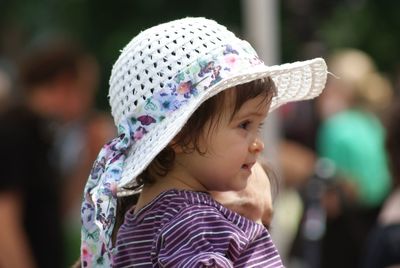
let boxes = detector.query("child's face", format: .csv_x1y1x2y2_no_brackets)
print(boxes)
173,93,269,192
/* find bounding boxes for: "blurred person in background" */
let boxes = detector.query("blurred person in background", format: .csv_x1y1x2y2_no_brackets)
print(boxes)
0,37,91,268
57,47,115,266
362,98,400,268
269,43,328,267
316,49,393,268
271,140,318,266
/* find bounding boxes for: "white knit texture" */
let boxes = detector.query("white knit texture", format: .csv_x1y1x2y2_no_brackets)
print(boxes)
109,17,235,126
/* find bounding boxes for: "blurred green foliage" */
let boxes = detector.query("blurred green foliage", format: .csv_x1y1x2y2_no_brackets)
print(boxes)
1,0,399,109
319,0,400,73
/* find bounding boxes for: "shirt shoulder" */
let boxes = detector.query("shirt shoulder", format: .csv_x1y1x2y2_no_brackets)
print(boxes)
154,190,281,266
115,189,283,267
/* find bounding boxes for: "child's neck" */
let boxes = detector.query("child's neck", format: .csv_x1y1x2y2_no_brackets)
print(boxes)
134,171,207,214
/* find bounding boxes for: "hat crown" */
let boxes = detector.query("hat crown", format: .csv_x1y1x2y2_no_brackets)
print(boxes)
109,17,241,126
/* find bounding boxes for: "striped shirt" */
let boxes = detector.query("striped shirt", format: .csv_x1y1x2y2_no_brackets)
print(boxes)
114,189,284,267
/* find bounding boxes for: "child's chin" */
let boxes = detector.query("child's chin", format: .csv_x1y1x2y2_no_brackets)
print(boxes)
234,177,251,191
240,166,252,176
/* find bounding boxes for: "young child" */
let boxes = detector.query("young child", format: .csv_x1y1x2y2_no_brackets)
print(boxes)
80,17,327,267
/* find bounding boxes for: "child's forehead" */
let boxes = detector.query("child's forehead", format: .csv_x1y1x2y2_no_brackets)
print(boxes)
217,88,269,119
233,96,269,118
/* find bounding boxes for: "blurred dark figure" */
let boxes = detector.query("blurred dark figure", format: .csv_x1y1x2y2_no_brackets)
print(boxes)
362,99,400,268
0,62,12,111
270,140,317,266
0,37,87,268
316,49,393,268
56,48,115,265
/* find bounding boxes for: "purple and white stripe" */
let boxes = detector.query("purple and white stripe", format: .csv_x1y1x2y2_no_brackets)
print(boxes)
113,189,284,268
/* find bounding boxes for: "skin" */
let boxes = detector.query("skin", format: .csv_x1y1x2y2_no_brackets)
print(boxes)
211,161,274,228
135,93,269,214
0,192,37,268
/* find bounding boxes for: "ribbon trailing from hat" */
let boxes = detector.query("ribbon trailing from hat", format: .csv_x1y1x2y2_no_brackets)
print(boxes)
80,120,133,267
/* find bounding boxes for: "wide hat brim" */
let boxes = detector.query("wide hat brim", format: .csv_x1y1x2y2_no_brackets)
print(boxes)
117,57,327,196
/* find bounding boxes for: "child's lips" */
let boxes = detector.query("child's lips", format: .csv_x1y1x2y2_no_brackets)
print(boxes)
241,162,256,170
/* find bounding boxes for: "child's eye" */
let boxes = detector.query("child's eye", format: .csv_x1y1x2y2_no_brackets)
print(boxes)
239,120,251,130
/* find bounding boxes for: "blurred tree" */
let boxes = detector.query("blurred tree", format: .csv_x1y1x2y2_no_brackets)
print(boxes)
0,0,242,109
1,0,399,109
319,0,400,73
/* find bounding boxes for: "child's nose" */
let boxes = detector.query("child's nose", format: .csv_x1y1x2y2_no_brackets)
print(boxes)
249,138,264,154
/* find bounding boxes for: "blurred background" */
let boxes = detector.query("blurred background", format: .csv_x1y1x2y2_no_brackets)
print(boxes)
0,0,399,267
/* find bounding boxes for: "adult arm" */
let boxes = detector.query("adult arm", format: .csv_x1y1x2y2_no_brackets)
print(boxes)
0,117,37,268
0,191,36,268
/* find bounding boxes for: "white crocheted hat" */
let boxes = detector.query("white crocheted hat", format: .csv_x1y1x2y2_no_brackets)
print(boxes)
108,17,327,195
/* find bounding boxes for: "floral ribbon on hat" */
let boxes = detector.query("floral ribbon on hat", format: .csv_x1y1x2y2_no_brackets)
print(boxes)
80,120,134,266
80,42,264,267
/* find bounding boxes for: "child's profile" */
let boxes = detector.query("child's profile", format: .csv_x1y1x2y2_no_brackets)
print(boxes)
80,17,327,267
